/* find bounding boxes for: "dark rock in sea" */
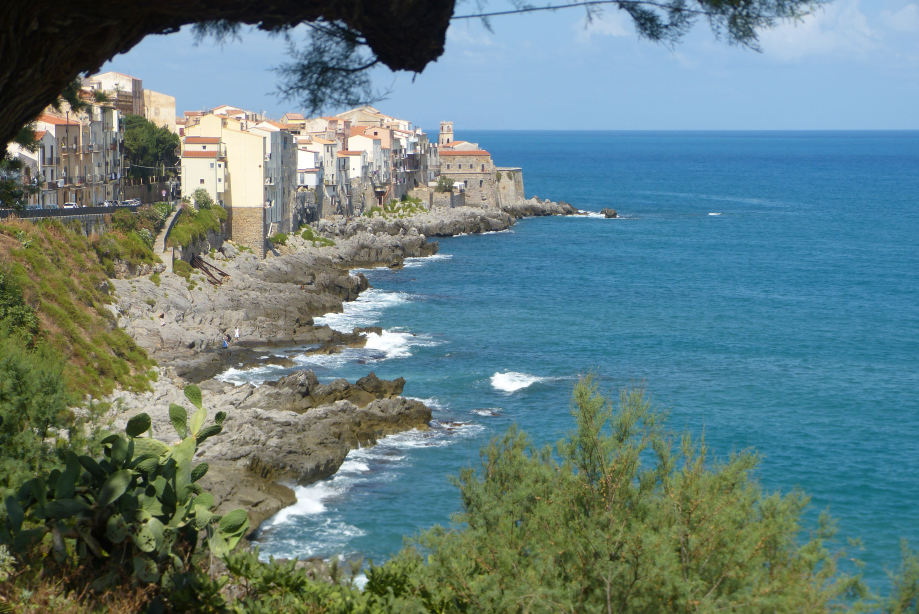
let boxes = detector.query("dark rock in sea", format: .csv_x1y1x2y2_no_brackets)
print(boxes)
601,208,618,218
239,369,406,413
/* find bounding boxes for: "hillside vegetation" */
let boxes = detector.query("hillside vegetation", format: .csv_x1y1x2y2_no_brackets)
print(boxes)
0,219,155,396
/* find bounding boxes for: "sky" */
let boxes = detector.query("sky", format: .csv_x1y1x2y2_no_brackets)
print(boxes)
101,0,919,130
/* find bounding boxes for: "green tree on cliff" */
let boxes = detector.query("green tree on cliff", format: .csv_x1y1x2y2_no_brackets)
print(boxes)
123,114,180,179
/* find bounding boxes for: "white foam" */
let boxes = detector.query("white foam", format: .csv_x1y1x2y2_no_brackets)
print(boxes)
407,396,447,410
363,330,436,359
314,289,410,332
401,254,453,268
216,365,277,387
580,211,606,219
709,212,722,216
490,371,547,392
471,408,501,417
264,481,338,527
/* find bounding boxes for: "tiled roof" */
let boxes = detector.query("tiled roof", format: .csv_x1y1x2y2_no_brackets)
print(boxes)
184,111,204,116
182,150,220,158
297,168,319,172
284,113,305,120
184,136,221,144
439,150,490,156
337,150,363,156
38,114,80,126
33,130,48,140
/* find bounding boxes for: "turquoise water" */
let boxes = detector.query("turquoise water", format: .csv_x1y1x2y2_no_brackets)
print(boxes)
233,131,919,589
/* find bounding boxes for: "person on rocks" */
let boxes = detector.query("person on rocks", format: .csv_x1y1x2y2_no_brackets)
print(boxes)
222,334,229,349
159,313,165,327
234,326,240,343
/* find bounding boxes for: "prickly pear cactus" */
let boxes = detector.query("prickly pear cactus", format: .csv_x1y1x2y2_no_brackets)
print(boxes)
0,385,248,590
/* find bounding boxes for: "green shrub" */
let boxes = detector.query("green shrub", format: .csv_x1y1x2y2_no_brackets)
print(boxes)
150,272,161,287
0,385,248,610
192,188,214,210
299,225,335,248
268,232,288,246
173,259,193,280
167,205,226,248
435,175,454,193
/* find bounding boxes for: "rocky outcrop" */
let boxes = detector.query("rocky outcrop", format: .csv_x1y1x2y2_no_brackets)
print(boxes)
500,198,579,218
238,370,405,412
108,370,432,533
601,208,618,218
313,207,515,242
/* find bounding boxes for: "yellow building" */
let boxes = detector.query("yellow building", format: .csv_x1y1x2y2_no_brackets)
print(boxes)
183,114,268,256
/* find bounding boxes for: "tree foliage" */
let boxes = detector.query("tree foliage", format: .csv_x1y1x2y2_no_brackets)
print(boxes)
123,115,180,179
435,175,455,193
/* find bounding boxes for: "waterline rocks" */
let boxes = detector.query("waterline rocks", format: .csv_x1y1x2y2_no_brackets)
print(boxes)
601,208,618,218
108,369,431,533
500,198,579,218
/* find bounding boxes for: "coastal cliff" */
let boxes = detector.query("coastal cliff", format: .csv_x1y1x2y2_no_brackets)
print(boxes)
108,199,578,533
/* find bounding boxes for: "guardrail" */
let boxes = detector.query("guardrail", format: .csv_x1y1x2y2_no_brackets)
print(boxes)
0,205,140,220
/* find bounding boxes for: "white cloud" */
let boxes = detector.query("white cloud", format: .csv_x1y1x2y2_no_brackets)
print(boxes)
759,0,878,61
573,11,631,41
880,3,919,32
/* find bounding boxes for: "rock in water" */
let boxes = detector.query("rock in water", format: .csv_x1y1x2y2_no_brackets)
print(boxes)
601,208,618,218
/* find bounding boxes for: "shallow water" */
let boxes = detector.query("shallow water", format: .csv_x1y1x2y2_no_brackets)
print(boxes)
226,131,919,589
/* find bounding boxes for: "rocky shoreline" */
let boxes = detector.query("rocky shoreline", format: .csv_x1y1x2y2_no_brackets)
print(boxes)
107,198,579,535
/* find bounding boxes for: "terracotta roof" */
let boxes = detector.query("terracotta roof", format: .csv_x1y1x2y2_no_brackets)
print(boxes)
182,150,220,158
350,126,368,136
38,114,80,126
439,150,490,156
322,117,340,122
310,137,335,144
184,136,220,144
184,111,204,117
298,168,319,172
350,132,380,141
33,130,48,140
337,150,363,156
284,113,305,120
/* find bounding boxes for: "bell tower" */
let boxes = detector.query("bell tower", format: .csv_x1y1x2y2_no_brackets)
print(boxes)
439,121,453,145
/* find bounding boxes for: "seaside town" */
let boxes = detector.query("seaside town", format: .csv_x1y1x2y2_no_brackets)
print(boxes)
4,70,532,258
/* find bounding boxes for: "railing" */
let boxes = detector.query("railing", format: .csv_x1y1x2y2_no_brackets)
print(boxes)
0,204,140,219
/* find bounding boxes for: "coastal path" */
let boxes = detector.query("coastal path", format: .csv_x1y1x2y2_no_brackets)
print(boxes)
154,207,181,274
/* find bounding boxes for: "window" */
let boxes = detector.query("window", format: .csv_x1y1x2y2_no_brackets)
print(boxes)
479,180,483,187
202,145,206,150
446,164,450,169
200,179,204,184
481,164,485,172
218,163,222,168
210,162,214,168
218,178,222,183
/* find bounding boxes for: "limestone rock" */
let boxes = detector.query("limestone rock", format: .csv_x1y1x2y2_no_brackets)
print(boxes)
601,208,618,218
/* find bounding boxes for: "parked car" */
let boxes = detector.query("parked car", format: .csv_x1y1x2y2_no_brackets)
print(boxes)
124,198,140,206
103,200,115,207
45,203,60,209
63,202,78,209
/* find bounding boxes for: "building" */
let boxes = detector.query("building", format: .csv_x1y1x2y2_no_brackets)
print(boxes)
83,72,144,116
26,108,124,208
439,150,497,207
143,90,177,133
264,130,296,235
180,136,226,206
183,114,269,256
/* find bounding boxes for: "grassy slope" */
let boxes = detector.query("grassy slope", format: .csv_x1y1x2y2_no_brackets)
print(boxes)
0,219,155,397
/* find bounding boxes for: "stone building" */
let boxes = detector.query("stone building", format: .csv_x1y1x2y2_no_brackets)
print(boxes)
438,150,497,208
495,167,525,206
83,72,144,116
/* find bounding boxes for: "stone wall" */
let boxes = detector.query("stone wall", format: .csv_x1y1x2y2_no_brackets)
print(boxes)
122,179,175,204
496,167,525,205
292,189,321,228
432,191,465,209
230,206,266,258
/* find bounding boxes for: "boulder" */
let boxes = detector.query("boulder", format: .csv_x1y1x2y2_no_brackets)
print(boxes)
601,208,618,218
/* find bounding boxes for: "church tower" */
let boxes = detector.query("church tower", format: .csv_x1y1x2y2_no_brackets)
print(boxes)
439,121,453,145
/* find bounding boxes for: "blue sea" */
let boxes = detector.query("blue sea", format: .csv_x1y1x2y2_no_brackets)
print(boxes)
226,131,919,591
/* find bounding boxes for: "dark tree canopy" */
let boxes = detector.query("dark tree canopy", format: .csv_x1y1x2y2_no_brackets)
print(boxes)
1,0,822,151
122,115,181,179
